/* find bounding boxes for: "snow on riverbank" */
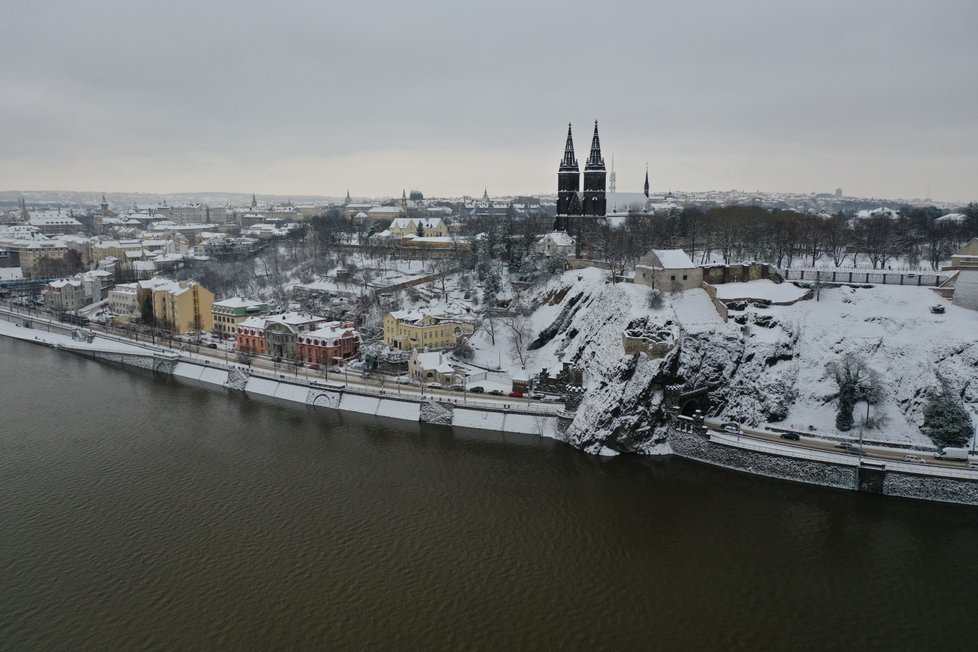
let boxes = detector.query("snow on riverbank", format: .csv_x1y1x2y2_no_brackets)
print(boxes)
0,317,152,355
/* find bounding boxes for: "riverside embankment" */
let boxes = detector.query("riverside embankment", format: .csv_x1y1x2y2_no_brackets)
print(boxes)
0,307,561,438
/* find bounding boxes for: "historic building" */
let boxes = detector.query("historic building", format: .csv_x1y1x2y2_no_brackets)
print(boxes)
555,121,607,231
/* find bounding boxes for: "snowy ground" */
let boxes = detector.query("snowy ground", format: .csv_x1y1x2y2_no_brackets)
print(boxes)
0,318,152,355
713,280,809,303
464,267,976,452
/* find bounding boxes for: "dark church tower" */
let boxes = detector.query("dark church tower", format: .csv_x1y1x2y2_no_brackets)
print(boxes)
582,120,606,216
557,123,580,220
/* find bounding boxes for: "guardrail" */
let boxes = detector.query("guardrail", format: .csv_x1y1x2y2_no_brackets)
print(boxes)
781,269,948,287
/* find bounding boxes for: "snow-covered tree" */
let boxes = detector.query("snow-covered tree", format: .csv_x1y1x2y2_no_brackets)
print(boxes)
921,378,974,448
825,354,881,432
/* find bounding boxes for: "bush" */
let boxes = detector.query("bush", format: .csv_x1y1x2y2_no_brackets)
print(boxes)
647,289,664,310
453,341,475,361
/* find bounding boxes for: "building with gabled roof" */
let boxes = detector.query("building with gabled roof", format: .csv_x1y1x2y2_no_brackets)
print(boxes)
635,248,703,291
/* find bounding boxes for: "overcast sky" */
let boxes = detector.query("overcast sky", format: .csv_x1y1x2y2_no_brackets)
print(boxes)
2,0,976,202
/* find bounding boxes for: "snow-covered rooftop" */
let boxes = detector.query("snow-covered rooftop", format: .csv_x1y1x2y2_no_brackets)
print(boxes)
652,249,695,269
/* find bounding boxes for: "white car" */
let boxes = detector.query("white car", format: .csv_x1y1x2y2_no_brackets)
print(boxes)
903,455,926,465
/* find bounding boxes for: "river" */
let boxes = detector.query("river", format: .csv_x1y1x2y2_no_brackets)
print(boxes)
2,336,978,650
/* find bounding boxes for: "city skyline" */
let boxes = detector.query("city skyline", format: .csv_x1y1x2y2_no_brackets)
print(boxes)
2,0,976,202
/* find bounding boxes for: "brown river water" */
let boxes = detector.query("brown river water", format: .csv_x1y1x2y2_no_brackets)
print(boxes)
2,336,978,650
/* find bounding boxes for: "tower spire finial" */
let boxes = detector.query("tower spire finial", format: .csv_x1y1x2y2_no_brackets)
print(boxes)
644,163,650,198
586,120,604,167
560,123,578,169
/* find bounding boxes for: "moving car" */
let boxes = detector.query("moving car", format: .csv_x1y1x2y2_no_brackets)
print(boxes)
903,455,926,464
779,432,800,441
508,391,523,398
722,422,740,434
468,386,485,393
488,389,503,395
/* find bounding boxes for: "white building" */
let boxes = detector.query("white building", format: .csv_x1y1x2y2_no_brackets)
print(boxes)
535,232,576,257
108,283,139,315
635,249,703,291
408,350,465,386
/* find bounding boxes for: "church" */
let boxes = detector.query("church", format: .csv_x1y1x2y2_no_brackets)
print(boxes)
554,121,654,232
555,121,606,230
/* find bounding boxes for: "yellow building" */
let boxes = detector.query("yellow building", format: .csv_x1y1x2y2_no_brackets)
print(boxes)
383,310,475,351
138,277,214,333
92,239,146,263
388,217,448,238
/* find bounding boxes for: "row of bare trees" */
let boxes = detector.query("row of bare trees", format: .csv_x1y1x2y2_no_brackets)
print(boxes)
580,203,978,272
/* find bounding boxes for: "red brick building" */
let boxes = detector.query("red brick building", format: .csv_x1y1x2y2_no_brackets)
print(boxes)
296,322,362,365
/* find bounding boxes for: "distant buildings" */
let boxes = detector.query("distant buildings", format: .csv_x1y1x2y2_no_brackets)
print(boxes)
388,217,448,238
0,228,69,278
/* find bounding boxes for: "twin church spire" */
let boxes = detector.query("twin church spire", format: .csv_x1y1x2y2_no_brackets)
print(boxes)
557,120,606,219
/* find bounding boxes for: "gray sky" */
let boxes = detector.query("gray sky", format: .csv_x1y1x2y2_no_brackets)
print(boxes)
2,0,976,202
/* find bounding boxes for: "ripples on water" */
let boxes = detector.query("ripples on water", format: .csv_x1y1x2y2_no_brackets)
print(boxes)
2,338,978,650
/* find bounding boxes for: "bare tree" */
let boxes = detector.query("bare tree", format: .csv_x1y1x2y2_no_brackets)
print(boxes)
503,313,533,370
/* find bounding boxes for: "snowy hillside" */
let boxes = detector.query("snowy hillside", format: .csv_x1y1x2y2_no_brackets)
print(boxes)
474,269,977,455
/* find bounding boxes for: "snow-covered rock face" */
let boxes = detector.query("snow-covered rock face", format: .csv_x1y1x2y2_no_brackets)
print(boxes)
515,271,976,455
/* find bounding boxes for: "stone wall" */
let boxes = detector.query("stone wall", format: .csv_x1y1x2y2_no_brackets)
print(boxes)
622,334,674,358
668,425,858,490
699,282,729,321
702,262,780,285
668,424,978,506
883,471,978,506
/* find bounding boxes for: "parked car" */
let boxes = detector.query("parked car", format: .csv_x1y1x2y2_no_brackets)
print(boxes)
308,363,319,370
529,393,545,400
206,343,217,349
834,441,855,450
468,386,485,393
427,382,443,389
903,455,926,464
722,422,740,434
272,356,282,363
508,391,523,398
779,432,800,441
489,389,503,395
450,384,464,392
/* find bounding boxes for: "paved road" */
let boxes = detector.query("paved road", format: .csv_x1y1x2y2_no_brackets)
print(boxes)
705,419,972,470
